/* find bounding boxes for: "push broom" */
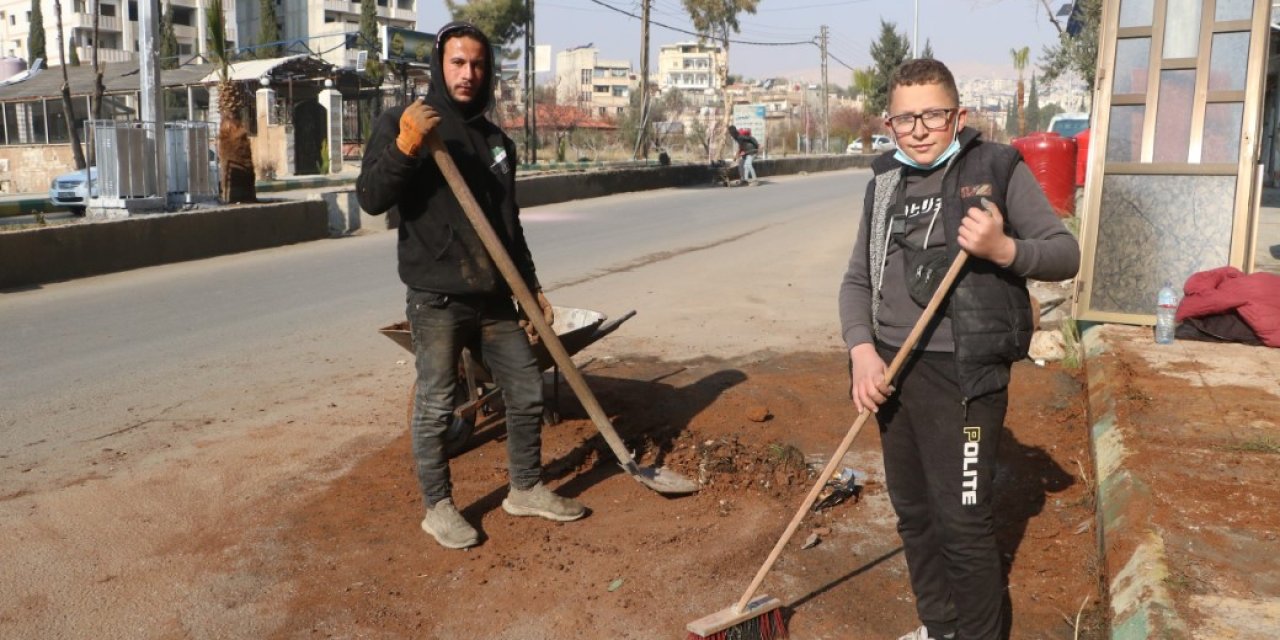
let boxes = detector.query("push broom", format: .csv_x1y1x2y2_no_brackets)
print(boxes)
686,202,993,639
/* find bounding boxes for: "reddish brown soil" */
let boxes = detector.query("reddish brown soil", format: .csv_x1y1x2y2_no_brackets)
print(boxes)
249,352,1104,639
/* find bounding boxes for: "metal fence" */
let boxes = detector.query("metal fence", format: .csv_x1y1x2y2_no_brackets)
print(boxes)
165,121,217,200
88,119,158,200
86,119,217,204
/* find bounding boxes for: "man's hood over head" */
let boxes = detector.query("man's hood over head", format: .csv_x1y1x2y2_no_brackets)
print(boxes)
427,21,495,122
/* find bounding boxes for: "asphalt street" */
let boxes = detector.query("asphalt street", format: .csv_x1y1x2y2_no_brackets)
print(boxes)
0,169,871,487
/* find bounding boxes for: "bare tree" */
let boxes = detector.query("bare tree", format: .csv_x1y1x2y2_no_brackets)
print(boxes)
53,0,87,169
681,0,759,162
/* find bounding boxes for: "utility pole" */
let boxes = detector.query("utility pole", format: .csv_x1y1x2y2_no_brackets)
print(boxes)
635,0,650,160
913,0,919,58
524,0,537,165
140,0,165,202
820,25,829,154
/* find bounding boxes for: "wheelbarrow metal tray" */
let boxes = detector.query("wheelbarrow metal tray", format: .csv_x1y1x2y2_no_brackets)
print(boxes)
378,306,629,371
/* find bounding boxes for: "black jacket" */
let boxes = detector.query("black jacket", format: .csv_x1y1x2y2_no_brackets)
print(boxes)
356,21,538,296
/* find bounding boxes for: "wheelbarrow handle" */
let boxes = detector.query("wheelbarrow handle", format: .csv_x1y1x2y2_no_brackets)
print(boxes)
591,310,637,342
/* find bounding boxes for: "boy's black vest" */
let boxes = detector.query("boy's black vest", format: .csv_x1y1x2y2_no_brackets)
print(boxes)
863,127,1032,401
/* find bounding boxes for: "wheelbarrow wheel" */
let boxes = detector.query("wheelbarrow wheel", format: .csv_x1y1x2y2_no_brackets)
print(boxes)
405,381,477,459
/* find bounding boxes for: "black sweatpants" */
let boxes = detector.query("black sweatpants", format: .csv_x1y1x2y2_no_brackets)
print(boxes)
875,343,1008,640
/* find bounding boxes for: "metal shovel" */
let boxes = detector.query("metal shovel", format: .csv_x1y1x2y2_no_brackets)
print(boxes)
425,132,699,495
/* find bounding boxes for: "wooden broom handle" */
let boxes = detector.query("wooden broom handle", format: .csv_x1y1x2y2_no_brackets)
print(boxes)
734,249,971,613
424,133,642,473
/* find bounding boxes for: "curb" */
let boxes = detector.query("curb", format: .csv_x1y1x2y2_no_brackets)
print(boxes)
1082,325,1189,639
0,197,57,217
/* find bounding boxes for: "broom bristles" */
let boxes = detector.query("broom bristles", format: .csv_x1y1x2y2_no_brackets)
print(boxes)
685,607,786,640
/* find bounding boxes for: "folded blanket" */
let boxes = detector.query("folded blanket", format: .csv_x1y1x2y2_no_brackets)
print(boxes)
1175,266,1280,347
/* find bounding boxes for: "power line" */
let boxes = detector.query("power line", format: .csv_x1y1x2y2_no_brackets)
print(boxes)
583,0,815,47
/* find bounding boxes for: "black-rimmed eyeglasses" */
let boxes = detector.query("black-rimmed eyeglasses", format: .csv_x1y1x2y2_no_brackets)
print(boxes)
885,108,956,135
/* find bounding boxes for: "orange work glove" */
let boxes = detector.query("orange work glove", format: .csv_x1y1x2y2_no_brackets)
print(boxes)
395,98,441,157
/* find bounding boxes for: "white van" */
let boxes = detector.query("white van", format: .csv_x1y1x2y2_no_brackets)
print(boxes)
1047,113,1090,139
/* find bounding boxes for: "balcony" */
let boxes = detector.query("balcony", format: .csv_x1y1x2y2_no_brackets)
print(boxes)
324,0,354,14
77,46,135,63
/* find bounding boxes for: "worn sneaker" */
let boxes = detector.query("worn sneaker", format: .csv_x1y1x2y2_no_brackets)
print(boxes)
502,482,586,522
897,626,935,640
421,498,479,549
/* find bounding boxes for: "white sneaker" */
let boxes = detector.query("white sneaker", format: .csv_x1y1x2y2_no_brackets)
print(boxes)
897,626,935,640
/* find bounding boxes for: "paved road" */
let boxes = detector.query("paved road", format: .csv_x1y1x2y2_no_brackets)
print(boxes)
0,169,870,487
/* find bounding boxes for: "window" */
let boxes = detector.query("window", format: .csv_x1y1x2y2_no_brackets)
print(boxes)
593,85,608,93
579,92,590,103
612,86,627,98
580,69,590,84
397,0,412,9
101,2,116,16
173,6,193,26
128,2,136,21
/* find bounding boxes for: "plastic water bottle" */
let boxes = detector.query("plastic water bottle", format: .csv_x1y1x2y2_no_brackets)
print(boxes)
1155,282,1177,344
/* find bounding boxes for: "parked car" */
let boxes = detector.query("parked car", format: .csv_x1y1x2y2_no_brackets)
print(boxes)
847,134,893,154
1048,112,1090,139
48,149,219,215
49,167,98,216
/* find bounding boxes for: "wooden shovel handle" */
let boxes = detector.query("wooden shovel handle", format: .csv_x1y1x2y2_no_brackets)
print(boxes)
424,133,641,472
734,249,971,613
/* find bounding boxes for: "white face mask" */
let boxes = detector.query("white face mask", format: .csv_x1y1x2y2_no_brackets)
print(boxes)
893,117,962,170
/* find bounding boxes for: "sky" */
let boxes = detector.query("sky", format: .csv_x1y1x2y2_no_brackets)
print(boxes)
416,0,1067,84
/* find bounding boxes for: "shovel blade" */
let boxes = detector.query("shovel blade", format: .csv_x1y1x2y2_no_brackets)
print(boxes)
629,464,700,495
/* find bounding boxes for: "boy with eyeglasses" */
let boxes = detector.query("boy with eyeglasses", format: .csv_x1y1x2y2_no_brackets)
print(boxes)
838,59,1079,639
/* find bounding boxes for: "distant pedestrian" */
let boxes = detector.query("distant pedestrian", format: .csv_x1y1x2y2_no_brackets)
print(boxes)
357,21,586,551
733,126,760,184
838,58,1080,640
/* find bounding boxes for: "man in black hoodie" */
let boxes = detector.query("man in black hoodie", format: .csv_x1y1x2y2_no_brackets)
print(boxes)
357,22,586,550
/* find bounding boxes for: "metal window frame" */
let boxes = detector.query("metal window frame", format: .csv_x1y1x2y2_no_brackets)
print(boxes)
1074,0,1272,324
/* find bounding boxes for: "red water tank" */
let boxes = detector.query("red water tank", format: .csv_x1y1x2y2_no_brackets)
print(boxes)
1012,132,1077,217
1074,128,1091,188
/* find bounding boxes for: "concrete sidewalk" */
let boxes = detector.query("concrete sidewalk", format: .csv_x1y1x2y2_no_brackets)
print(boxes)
1083,192,1280,638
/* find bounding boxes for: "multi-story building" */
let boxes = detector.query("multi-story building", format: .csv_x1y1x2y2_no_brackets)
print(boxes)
554,45,633,118
656,41,722,105
238,0,416,69
0,0,239,66
0,0,415,71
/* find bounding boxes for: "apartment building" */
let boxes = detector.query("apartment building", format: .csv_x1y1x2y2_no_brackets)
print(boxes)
0,0,414,71
656,41,722,105
554,45,633,118
237,0,416,69
0,0,238,66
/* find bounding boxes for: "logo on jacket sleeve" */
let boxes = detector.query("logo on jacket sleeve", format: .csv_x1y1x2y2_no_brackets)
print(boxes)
961,426,981,505
490,146,509,175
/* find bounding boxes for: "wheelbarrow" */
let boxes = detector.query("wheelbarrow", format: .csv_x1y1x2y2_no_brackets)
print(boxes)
379,306,637,457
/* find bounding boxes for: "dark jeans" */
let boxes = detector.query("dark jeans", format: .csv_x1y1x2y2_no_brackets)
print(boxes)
875,343,1009,640
406,288,544,508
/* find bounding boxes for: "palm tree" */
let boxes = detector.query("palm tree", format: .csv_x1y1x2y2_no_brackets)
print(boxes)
1010,46,1030,136
207,0,255,203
